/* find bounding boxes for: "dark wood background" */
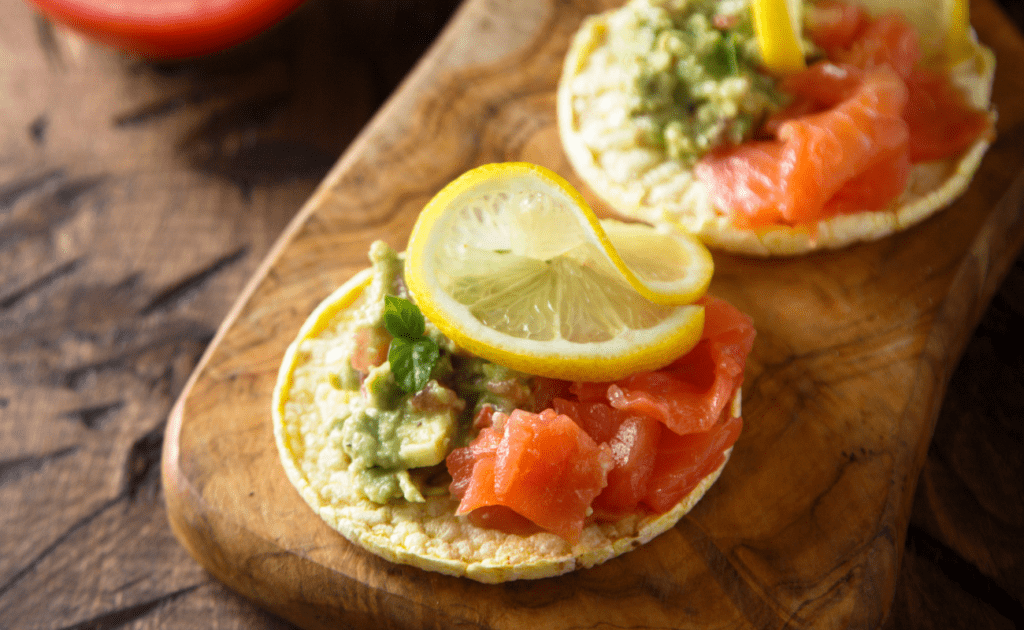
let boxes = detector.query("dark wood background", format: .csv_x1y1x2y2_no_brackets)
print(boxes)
1,0,1021,628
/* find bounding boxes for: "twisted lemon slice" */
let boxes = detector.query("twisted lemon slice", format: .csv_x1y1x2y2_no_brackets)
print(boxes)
404,162,714,382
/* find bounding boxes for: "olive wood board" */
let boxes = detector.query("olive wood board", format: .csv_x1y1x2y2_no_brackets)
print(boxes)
162,0,1024,628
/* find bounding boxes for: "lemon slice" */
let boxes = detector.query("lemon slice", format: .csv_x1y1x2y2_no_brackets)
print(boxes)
751,0,806,74
404,162,713,382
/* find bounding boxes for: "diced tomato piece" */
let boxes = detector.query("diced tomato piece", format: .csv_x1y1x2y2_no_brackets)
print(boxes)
713,13,739,29
410,382,463,413
472,404,495,431
350,325,390,373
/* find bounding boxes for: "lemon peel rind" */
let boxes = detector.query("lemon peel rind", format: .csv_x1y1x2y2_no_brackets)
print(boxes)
273,275,741,582
557,6,997,258
428,297,706,382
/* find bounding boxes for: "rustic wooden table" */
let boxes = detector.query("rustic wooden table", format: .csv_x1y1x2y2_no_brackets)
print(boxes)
1,0,1021,628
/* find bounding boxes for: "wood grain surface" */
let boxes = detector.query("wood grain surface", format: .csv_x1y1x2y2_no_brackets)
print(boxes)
1,0,1022,628
163,0,1024,628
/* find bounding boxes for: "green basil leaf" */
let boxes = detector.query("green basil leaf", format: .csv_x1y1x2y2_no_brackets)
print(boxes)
383,295,425,339
409,337,440,389
388,338,415,393
389,336,440,393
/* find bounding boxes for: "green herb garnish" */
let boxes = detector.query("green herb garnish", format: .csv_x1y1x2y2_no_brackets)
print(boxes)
383,295,440,393
706,32,740,80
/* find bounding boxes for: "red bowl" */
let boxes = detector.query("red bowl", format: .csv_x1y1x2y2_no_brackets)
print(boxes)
24,0,308,58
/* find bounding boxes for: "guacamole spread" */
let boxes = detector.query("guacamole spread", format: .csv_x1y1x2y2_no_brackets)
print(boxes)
594,0,793,164
324,241,544,505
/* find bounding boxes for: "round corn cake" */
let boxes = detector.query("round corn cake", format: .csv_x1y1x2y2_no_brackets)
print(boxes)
272,267,739,583
556,1,997,257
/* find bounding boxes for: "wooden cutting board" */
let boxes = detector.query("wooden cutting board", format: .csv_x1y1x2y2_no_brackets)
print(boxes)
162,1,1024,628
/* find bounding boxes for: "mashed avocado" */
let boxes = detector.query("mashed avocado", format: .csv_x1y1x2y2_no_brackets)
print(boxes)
603,0,791,164
329,242,542,505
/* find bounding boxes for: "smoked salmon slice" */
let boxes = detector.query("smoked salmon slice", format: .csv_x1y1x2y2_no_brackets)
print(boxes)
697,63,910,227
448,408,613,544
905,66,994,162
644,414,743,514
594,295,755,436
447,296,755,540
806,0,870,53
551,399,663,521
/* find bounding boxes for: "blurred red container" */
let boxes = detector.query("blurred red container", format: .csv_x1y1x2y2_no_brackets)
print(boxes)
23,0,308,58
